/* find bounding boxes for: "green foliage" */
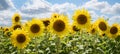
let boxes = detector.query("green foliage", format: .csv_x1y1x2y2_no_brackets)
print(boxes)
0,31,120,54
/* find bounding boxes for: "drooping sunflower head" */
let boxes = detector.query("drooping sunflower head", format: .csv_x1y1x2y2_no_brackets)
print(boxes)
107,23,120,38
27,18,45,37
4,31,12,37
95,17,109,35
10,29,30,49
88,24,98,35
51,13,60,18
100,33,106,37
4,27,9,32
49,15,69,38
41,18,50,27
12,13,21,23
0,26,3,30
73,9,91,30
70,23,80,34
11,23,22,31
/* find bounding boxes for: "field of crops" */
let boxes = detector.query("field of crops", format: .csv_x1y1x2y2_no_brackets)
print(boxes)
0,9,120,54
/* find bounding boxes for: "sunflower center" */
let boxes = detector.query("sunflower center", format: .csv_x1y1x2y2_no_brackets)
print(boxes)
7,32,11,37
99,22,107,31
102,33,105,36
15,16,19,22
53,20,65,32
54,16,57,18
73,26,79,31
43,20,50,27
77,14,87,24
91,28,95,33
5,28,9,31
17,34,26,43
14,25,21,30
110,26,118,34
30,24,40,33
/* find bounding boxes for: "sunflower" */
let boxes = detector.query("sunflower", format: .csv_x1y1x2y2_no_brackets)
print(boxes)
95,17,109,36
3,27,9,32
41,18,50,27
51,13,60,18
70,23,80,34
107,24,120,38
11,23,22,31
10,29,30,49
12,13,21,24
88,24,98,35
0,26,3,31
49,15,69,38
27,18,45,37
4,31,11,37
72,9,91,30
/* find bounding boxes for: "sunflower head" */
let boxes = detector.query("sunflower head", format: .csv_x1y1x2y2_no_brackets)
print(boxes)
4,27,9,31
49,15,69,38
107,24,120,38
12,13,21,24
73,9,91,31
95,17,109,35
4,31,12,37
88,24,98,35
10,29,30,49
27,18,45,37
11,23,22,31
70,24,80,34
0,26,3,30
41,18,50,27
51,13,60,18
72,25,80,32
99,33,106,37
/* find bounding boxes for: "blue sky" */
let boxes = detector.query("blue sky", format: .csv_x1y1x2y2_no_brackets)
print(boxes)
0,0,120,26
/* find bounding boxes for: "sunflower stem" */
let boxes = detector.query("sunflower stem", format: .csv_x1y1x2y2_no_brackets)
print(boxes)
56,36,60,54
35,37,38,54
18,49,23,54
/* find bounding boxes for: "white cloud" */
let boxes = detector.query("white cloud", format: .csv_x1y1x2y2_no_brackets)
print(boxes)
51,2,77,13
89,11,99,22
20,0,51,14
20,0,77,19
0,9,15,26
0,0,16,26
81,0,110,10
0,0,15,10
108,16,120,25
101,3,120,15
82,0,120,15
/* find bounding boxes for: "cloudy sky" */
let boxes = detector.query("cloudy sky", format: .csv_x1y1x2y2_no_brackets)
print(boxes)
0,0,120,26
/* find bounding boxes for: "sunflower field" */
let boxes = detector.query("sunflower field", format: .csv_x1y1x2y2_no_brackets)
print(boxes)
1,9,120,54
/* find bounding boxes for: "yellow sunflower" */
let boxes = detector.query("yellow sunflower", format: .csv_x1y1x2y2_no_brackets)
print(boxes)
4,31,11,37
73,9,91,30
41,18,50,27
0,26,3,31
88,23,98,35
11,23,22,31
51,13,60,18
107,24,120,38
11,29,30,49
12,13,21,24
3,27,9,32
70,23,80,34
49,15,69,38
27,18,45,37
95,17,109,36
